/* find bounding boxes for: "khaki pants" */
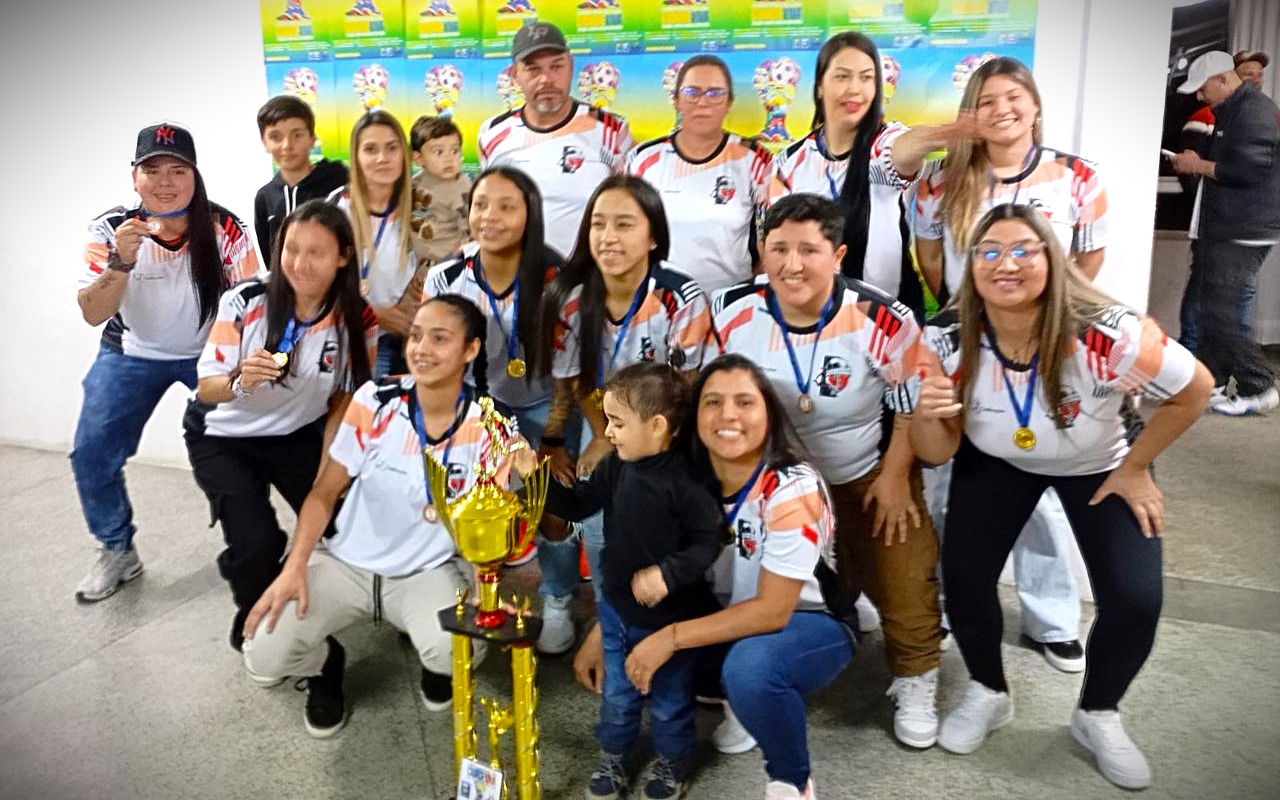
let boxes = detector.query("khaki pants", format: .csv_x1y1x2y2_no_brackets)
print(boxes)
830,464,942,677
243,547,481,680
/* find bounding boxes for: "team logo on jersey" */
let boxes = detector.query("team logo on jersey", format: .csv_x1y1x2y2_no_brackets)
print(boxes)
736,519,762,559
446,462,468,498
712,176,736,205
1056,387,1082,427
1027,197,1054,221
559,146,585,173
639,335,656,362
318,341,338,373
817,355,852,397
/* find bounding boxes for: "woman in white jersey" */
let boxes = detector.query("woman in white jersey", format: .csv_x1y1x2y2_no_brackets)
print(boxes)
769,31,977,318
915,57,1111,673
912,205,1211,790
185,200,375,653
242,294,521,737
73,122,259,603
626,55,773,294
536,174,712,651
328,110,418,377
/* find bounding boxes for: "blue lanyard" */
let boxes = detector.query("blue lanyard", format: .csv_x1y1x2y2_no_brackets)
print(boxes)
985,328,1039,431
597,271,650,390
986,143,1039,207
364,205,393,280
140,206,188,219
277,308,326,356
414,387,469,508
815,128,845,200
474,253,520,364
766,287,834,399
724,459,767,534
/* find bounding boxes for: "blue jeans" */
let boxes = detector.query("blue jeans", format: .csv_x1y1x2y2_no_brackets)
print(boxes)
537,409,598,599
1197,240,1274,395
374,333,406,379
596,599,697,761
70,346,198,550
721,611,853,790
1180,239,1259,355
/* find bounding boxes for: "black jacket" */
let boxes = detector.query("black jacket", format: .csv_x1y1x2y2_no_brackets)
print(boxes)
1200,83,1280,243
253,159,350,261
543,449,723,629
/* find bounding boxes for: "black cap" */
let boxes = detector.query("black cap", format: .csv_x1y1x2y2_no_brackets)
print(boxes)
133,122,197,167
511,22,568,65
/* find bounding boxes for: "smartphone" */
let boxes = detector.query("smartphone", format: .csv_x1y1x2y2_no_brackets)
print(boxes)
1160,148,1177,158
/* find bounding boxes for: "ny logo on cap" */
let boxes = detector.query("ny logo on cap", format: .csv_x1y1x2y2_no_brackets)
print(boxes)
529,24,547,40
155,125,176,145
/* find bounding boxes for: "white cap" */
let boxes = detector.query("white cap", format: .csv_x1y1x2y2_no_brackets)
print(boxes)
1179,50,1235,94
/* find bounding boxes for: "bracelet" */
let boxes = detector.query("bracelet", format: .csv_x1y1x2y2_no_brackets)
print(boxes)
540,435,566,448
671,623,680,651
230,374,253,399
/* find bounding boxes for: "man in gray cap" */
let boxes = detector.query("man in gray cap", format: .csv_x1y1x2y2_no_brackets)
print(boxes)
1170,50,1280,415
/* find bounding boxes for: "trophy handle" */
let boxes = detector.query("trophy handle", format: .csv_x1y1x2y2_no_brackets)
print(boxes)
423,451,457,541
520,457,552,540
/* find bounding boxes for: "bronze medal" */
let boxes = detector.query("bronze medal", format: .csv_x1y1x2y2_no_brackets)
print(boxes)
423,504,439,523
1013,427,1037,451
507,358,527,379
797,393,815,415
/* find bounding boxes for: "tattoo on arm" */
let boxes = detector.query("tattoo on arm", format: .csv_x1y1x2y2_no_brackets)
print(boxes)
545,379,576,438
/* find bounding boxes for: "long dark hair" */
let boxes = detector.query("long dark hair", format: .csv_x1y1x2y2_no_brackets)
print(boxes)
538,175,670,393
811,31,885,283
186,169,224,326
470,166,553,379
422,294,491,397
263,200,372,390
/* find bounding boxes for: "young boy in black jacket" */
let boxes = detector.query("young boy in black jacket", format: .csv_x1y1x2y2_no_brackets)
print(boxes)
252,96,348,261
516,362,723,800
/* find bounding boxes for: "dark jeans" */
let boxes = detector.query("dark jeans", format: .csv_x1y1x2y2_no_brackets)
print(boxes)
184,414,324,644
1195,240,1274,395
596,599,697,762
70,347,198,550
1179,239,1258,354
943,439,1162,711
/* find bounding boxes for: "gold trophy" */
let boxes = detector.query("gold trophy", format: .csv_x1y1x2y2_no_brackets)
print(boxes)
425,397,551,800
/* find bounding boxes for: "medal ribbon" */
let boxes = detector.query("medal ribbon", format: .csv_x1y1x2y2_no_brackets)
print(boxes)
596,271,651,392
414,387,469,510
815,128,844,200
475,253,521,367
363,204,394,282
724,459,767,538
277,307,328,356
985,328,1039,435
766,287,834,403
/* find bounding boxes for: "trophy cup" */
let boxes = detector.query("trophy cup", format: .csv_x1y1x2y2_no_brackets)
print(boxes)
425,397,551,800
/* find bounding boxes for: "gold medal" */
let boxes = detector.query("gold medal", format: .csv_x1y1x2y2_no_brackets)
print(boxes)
272,352,289,367
797,394,815,415
507,358,527,379
423,504,439,523
590,388,605,409
1013,427,1037,450
360,279,371,296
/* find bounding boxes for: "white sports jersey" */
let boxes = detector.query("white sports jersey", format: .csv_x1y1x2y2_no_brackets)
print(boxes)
551,265,712,386
768,123,914,299
712,275,920,484
627,131,772,293
478,101,633,257
327,379,522,577
423,242,559,410
709,462,834,612
81,204,260,360
329,188,419,308
915,145,1109,295
195,279,379,438
918,307,1197,476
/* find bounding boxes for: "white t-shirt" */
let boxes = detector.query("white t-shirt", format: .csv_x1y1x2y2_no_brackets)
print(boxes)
627,131,773,293
327,379,522,577
80,203,260,360
423,242,557,410
914,145,1108,295
768,123,914,299
551,264,712,386
329,188,418,308
709,462,833,612
917,307,1197,476
712,275,920,484
478,101,633,257
195,279,379,438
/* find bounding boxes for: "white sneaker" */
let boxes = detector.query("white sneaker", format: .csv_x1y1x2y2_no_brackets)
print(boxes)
1211,385,1279,416
940,629,954,652
75,547,144,603
712,703,758,754
938,680,1014,754
886,669,939,748
854,593,880,633
1070,709,1152,789
764,779,815,799
536,594,575,655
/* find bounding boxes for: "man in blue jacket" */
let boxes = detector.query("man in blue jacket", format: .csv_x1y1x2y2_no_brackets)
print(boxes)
1172,50,1280,416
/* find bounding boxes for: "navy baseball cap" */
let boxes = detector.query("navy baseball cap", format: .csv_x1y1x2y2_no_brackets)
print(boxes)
133,121,197,166
511,22,568,64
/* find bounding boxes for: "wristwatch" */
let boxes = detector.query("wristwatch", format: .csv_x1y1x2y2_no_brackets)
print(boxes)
230,374,253,399
106,246,136,273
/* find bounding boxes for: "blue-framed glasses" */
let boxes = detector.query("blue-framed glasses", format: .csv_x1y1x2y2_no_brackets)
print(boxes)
677,86,730,104
971,240,1046,267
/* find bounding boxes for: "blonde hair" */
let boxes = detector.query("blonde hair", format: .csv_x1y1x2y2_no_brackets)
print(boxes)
348,110,413,276
951,204,1117,428
941,57,1042,254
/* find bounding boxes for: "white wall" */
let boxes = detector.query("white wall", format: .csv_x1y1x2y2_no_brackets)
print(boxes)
0,0,1174,468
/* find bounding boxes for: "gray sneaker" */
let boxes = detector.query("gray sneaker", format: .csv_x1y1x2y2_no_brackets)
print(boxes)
75,548,144,603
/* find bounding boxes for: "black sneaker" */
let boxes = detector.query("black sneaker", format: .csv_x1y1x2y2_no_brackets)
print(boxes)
420,667,452,712
642,755,688,800
297,637,346,738
585,750,628,800
1026,635,1086,673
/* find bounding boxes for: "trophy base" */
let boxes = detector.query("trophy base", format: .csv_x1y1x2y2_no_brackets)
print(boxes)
439,605,542,646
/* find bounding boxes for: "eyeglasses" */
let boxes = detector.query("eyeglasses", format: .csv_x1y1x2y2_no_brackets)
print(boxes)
971,240,1046,267
677,86,730,104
